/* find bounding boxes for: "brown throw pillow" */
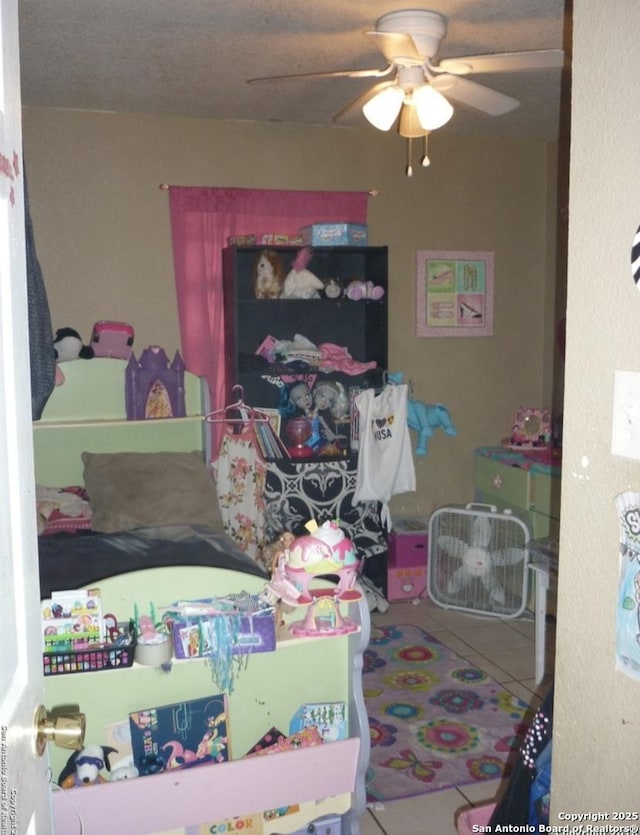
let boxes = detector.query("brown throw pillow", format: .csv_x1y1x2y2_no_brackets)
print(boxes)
82,451,222,533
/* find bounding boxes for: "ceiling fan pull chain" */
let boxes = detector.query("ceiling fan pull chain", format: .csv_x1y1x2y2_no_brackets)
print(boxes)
422,134,431,168
406,137,413,177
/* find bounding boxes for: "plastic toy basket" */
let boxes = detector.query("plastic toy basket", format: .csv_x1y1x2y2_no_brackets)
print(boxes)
43,626,136,676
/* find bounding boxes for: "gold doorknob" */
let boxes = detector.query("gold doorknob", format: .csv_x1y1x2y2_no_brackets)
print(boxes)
34,706,85,757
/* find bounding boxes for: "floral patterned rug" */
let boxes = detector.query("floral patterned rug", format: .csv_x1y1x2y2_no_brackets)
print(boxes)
364,623,532,802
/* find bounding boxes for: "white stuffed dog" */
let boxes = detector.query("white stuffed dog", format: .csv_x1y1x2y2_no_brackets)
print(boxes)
59,744,117,788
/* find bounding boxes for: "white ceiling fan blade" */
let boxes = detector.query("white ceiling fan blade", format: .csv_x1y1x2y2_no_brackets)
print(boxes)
332,80,394,124
438,49,564,76
247,64,394,85
433,75,519,116
365,30,422,64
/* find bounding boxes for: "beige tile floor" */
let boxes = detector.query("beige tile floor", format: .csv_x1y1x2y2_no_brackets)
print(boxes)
358,597,556,835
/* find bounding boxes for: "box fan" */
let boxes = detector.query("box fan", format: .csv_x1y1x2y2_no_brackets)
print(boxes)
427,504,530,618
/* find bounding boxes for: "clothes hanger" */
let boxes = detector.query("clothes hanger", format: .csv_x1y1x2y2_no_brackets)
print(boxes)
383,371,414,397
205,384,270,425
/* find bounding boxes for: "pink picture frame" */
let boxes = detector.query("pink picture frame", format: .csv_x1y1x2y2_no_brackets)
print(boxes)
416,250,494,337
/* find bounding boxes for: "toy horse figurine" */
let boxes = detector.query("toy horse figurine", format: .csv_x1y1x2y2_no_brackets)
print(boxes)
387,371,457,456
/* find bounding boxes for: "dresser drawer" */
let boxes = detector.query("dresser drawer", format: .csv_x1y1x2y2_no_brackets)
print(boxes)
528,509,554,539
528,508,561,540
474,455,530,508
529,471,560,520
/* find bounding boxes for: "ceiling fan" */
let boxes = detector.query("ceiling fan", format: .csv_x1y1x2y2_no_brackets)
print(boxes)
247,9,564,175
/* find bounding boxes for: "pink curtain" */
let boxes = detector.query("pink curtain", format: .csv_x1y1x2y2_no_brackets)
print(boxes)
168,186,368,451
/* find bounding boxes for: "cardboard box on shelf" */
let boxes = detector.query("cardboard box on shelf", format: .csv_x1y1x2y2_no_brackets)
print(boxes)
300,223,368,246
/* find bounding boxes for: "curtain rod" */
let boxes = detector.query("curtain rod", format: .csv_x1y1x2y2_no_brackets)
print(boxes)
159,183,378,196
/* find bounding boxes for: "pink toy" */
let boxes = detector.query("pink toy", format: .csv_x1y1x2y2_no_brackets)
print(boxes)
344,280,384,301
267,520,361,607
288,588,359,637
90,321,134,359
138,614,158,641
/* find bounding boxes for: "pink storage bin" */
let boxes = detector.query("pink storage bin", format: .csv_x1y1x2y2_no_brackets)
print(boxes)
90,321,134,358
456,803,496,834
387,566,427,602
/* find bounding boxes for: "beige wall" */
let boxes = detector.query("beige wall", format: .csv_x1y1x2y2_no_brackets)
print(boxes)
551,0,640,812
23,108,555,517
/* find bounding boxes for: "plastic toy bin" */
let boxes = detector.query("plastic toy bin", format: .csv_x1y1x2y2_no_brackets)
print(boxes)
42,628,136,676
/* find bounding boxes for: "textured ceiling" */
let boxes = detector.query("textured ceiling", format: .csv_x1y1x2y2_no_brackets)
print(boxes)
18,0,569,140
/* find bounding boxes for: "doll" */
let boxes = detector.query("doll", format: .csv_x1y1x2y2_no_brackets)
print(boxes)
313,379,350,446
279,381,322,450
279,381,314,419
313,379,349,421
252,250,285,299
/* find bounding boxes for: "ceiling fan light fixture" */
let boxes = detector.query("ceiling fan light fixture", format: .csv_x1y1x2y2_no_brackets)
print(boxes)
398,102,427,138
413,84,454,130
362,85,405,131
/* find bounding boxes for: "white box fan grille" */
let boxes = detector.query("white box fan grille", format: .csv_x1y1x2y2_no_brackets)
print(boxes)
428,504,530,618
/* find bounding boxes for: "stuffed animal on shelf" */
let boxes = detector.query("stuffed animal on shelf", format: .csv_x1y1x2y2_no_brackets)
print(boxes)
53,327,94,386
324,278,341,299
281,247,324,299
53,327,95,362
58,744,118,788
387,371,456,456
252,249,285,299
109,764,139,782
344,280,384,301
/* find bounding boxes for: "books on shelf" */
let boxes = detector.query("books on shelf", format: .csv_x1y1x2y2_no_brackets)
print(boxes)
129,693,229,776
254,408,290,459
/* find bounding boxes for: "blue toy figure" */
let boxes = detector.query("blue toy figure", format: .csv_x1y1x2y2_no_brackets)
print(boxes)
387,371,456,456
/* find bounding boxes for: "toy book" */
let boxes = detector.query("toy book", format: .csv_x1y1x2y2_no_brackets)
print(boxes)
244,725,285,756
289,701,348,743
248,726,323,756
41,587,104,652
129,693,229,777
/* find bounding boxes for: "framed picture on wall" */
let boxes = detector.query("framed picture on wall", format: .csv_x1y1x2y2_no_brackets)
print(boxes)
416,250,494,337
